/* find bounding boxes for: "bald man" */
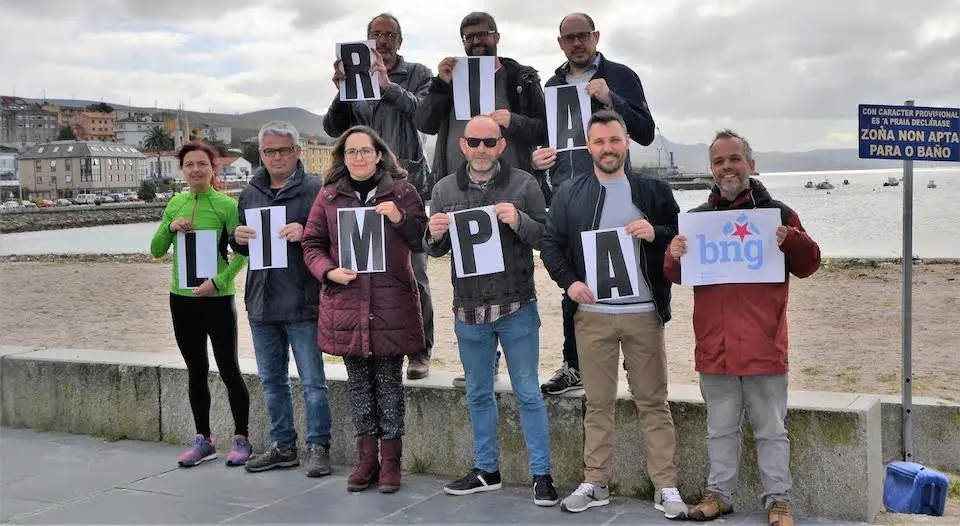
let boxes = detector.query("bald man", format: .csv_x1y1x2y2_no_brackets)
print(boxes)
425,115,557,507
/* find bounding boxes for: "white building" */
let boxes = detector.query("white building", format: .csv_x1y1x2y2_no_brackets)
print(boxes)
144,150,180,180
217,156,253,180
0,146,19,199
114,117,165,147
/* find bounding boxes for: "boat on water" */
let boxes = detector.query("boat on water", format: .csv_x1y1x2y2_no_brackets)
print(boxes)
804,180,814,189
927,180,937,189
815,180,835,190
883,177,900,187
843,179,850,185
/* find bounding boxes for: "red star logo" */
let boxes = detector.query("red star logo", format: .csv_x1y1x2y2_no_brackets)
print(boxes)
733,222,752,242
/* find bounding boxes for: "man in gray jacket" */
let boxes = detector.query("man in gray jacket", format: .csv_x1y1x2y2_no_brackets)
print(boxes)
323,12,435,380
230,121,332,478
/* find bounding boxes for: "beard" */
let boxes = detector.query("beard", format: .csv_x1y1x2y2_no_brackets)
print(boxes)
467,43,496,56
468,156,496,173
593,152,625,174
715,172,750,199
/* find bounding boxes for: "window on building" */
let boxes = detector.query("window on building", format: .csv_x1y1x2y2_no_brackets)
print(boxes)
36,176,42,184
37,147,44,153
50,160,56,171
53,146,59,153
65,159,72,171
67,146,74,152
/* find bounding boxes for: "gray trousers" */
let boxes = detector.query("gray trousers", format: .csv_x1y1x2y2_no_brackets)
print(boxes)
410,251,434,362
700,373,791,508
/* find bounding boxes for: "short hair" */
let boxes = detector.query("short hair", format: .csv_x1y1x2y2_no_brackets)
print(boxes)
559,12,596,34
587,109,627,136
176,141,218,168
258,121,300,149
367,13,401,36
460,11,497,37
709,129,754,162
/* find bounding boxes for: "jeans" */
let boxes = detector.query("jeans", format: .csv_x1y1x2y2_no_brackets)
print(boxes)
250,321,332,448
454,302,551,476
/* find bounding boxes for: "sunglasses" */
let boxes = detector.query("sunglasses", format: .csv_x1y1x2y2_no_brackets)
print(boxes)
464,137,501,148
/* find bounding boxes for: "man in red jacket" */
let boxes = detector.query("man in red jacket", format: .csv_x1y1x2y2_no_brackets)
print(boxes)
664,129,820,526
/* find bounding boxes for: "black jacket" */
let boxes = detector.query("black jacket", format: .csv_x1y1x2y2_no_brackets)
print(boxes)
540,171,679,324
543,52,656,188
414,57,548,193
229,161,324,323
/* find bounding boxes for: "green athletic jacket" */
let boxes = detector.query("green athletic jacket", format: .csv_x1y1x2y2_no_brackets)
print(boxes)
150,187,247,297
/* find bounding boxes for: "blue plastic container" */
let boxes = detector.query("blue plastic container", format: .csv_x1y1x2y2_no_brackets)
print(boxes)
883,461,949,516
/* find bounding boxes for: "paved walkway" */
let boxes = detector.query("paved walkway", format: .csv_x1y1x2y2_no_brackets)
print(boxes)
1,428,862,525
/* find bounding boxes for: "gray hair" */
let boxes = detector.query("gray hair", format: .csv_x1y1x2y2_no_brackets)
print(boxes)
709,129,754,162
258,121,300,148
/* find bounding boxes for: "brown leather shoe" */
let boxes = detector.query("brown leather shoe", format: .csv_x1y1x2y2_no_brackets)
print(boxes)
406,358,430,380
689,492,733,521
378,438,402,493
346,436,379,492
768,500,793,526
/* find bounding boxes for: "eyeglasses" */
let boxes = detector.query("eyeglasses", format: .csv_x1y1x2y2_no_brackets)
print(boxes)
461,29,497,43
368,30,400,41
345,147,377,159
560,31,597,44
262,147,294,158
464,137,500,148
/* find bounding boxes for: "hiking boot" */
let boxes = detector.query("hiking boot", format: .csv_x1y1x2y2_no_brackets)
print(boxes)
225,435,252,467
654,487,689,520
443,468,502,495
347,436,379,492
245,443,299,473
689,492,733,521
533,474,559,507
378,438,402,493
768,500,794,526
560,482,610,513
178,434,217,468
406,358,430,380
540,363,582,395
303,442,331,478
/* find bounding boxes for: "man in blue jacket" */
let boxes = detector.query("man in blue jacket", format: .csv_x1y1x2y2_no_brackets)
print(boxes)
230,121,333,478
534,12,657,397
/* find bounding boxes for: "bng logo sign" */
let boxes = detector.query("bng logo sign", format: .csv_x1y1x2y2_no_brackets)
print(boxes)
697,212,764,270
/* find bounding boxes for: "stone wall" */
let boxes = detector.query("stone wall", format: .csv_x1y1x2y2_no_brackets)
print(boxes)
0,203,165,233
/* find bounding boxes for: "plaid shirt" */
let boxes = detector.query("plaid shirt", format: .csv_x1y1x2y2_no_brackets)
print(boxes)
454,298,534,325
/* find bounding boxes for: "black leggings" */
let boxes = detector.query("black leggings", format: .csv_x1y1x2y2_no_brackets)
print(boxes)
169,293,249,438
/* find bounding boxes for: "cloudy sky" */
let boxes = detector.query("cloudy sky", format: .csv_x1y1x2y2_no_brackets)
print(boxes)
1,0,957,152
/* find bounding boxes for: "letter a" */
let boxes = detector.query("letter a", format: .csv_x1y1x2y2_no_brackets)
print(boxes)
595,231,633,300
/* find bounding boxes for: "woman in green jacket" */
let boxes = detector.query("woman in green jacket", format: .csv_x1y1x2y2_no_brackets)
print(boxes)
150,141,251,468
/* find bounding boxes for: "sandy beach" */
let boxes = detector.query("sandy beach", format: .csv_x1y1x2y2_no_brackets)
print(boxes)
1,255,957,403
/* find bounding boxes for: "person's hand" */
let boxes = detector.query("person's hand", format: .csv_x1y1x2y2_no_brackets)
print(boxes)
279,222,304,242
371,49,390,88
669,234,688,259
169,219,193,233
233,225,256,245
193,279,217,297
375,201,403,224
585,78,613,106
567,281,596,304
532,147,557,170
429,212,452,240
332,59,344,89
494,202,519,228
438,57,457,84
776,225,789,246
490,109,511,128
625,218,655,242
326,267,358,285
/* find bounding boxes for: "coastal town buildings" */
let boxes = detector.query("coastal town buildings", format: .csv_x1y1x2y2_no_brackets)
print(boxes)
19,140,147,199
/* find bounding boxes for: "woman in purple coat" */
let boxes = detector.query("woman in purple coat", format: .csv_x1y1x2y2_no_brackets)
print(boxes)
302,125,426,494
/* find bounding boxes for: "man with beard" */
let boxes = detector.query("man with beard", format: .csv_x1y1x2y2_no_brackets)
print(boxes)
664,130,820,526
535,12,657,397
426,115,557,507
324,13,436,380
540,110,688,519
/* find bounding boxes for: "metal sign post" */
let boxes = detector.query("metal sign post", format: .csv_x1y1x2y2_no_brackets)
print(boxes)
858,100,960,462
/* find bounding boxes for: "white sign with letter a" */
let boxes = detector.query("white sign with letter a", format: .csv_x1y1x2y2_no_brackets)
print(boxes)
338,207,386,273
679,209,785,286
453,56,495,120
176,230,217,290
449,205,505,278
337,40,381,102
245,206,288,271
545,84,592,152
581,227,641,301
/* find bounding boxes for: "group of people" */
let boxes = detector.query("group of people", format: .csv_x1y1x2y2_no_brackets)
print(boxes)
150,10,822,526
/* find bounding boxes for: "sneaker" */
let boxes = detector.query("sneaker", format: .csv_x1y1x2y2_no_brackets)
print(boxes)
244,443,299,473
540,364,582,395
689,492,733,521
303,442,332,477
533,474,559,507
406,357,430,380
560,482,611,513
225,435,252,467
443,468,502,495
768,500,794,526
654,487,689,520
178,434,217,468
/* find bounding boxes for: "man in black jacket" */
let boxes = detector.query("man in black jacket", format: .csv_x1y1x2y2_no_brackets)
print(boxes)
323,12,435,380
541,111,688,519
230,121,333,478
414,11,549,198
535,12,657,397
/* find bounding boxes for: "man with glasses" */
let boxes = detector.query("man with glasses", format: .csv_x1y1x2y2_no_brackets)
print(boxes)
535,12,658,397
425,114,557,507
230,121,333,478
324,13,436,380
